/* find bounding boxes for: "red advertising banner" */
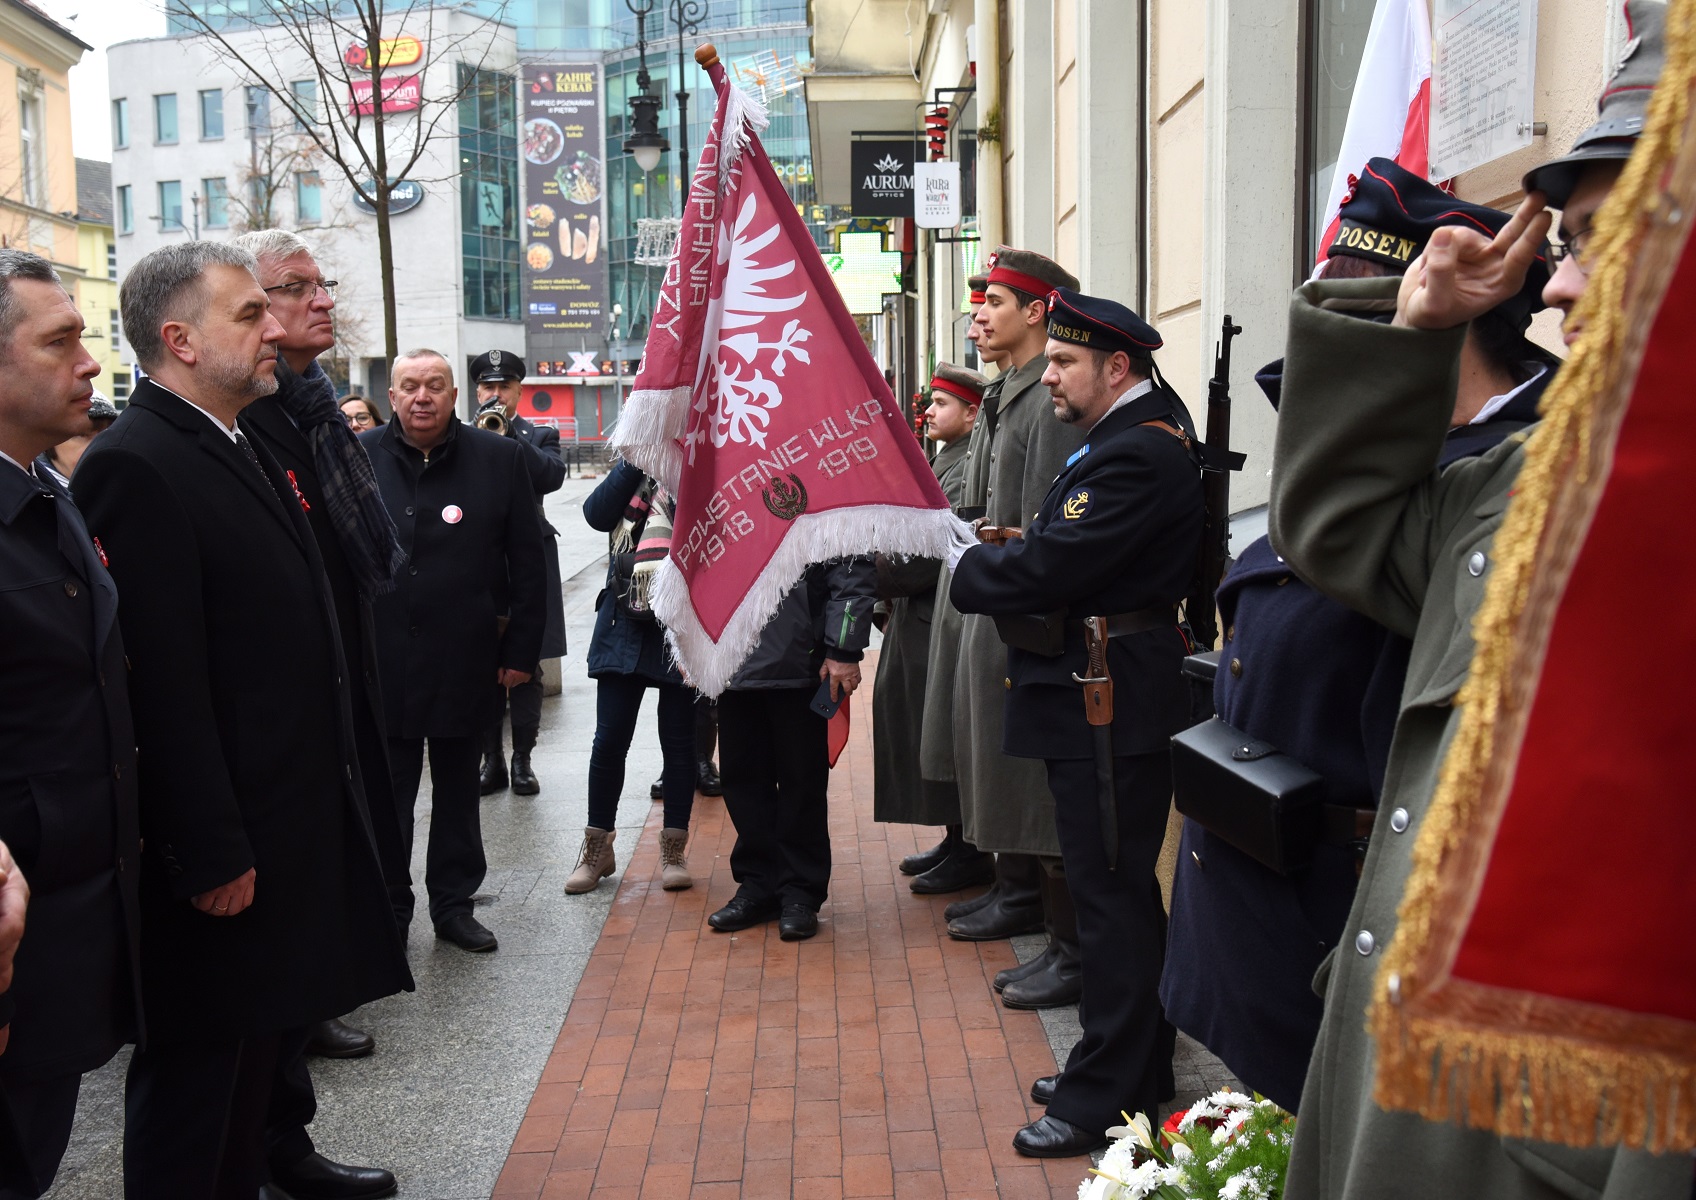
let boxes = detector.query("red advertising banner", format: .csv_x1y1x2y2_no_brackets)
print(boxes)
349,74,422,115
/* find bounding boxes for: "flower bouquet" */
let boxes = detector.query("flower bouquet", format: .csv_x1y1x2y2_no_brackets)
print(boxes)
1078,1090,1296,1200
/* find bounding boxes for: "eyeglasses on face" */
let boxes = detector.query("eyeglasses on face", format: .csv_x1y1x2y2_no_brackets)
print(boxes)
343,408,376,427
1547,229,1596,273
264,278,339,302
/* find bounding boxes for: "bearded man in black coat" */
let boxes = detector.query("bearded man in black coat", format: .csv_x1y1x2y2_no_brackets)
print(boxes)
74,241,412,1200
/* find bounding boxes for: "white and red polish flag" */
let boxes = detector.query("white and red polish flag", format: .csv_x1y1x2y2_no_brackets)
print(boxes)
1315,0,1434,264
610,48,970,697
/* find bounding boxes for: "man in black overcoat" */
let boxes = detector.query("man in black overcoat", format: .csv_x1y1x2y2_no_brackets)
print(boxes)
235,230,408,1200
0,250,142,1199
361,350,546,954
950,288,1203,1159
469,349,565,797
74,242,413,1199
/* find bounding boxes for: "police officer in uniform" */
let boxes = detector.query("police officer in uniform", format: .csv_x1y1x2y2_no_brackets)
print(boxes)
950,289,1202,1157
470,350,566,797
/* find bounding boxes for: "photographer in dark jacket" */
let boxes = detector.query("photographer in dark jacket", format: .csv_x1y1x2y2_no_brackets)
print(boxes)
707,556,876,943
470,350,566,798
234,229,408,1200
362,350,546,954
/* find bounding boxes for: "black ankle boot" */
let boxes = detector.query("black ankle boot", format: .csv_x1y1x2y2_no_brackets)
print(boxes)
910,835,995,894
900,826,957,877
478,752,508,796
1001,871,1082,1008
947,852,1043,940
510,752,540,795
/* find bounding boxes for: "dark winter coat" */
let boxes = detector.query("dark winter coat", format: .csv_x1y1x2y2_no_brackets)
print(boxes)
726,557,877,692
581,460,681,685
507,413,567,659
361,418,547,738
74,379,412,1045
1160,366,1551,1111
0,462,141,1080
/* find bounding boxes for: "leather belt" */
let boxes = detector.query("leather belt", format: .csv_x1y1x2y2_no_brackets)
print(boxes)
1319,804,1376,844
1070,607,1178,639
956,504,987,522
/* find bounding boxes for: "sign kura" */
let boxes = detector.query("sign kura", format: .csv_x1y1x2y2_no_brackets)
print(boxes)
349,74,421,115
343,35,423,71
850,139,920,217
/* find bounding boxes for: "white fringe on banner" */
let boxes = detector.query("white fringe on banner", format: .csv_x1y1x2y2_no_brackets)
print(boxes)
651,505,976,698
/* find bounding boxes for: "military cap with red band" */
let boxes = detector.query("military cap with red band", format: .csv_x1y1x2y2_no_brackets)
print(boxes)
1045,286,1163,358
966,273,988,306
984,247,1079,300
929,361,987,405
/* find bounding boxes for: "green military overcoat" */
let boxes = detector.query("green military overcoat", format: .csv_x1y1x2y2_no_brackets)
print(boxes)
1269,277,1688,1200
948,354,1086,857
873,436,970,824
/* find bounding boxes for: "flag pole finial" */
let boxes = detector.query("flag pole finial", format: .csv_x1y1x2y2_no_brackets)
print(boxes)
695,43,720,69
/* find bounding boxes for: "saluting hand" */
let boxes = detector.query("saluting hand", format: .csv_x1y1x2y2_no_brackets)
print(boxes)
1395,192,1553,331
192,867,256,918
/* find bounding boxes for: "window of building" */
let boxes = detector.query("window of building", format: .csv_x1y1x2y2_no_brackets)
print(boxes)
290,79,318,131
458,65,520,322
154,93,179,144
106,243,117,280
112,97,129,149
246,86,271,138
111,371,131,402
200,89,224,139
203,177,229,228
110,308,120,350
117,185,133,234
295,171,322,224
17,82,43,207
158,180,183,231
1300,0,1375,267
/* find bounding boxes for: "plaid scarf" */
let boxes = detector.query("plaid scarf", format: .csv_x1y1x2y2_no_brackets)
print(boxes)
272,358,406,596
611,475,673,613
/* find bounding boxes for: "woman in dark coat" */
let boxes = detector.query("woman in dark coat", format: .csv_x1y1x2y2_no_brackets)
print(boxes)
568,460,698,893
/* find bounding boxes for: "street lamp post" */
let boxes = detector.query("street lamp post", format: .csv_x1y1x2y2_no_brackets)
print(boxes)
669,0,704,194
621,0,668,176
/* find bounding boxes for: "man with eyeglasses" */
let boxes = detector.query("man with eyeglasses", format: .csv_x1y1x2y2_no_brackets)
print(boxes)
1266,4,1689,1198
233,230,409,1200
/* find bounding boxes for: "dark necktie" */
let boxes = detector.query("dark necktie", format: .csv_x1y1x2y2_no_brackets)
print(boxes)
234,430,288,509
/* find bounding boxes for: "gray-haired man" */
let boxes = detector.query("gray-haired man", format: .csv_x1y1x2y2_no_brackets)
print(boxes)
75,242,412,1198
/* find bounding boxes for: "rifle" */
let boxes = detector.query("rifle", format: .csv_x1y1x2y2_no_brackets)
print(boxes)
1186,315,1247,650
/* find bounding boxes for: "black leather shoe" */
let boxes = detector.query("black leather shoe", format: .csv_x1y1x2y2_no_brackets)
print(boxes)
650,776,664,800
1012,1113,1107,1159
478,753,507,796
778,903,818,941
272,1151,398,1200
947,895,1044,942
1029,1074,1059,1106
708,894,780,932
1001,947,1082,1010
899,831,954,876
434,914,498,952
944,882,999,922
510,752,540,795
305,1017,375,1059
911,846,996,895
994,941,1058,992
696,759,723,796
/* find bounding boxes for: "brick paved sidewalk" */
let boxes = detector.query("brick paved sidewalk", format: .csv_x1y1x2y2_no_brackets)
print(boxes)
492,666,1101,1200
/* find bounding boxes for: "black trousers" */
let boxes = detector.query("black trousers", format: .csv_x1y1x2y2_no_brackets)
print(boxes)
125,1033,282,1200
1044,752,1177,1132
718,688,831,910
482,664,544,757
587,674,697,831
0,1072,81,1199
263,1026,316,1174
389,735,485,927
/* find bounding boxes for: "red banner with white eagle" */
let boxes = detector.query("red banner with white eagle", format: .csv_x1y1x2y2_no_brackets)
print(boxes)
610,48,966,696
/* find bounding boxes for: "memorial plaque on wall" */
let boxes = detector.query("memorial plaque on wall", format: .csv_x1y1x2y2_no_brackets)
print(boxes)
850,139,920,217
1430,0,1538,179
522,64,608,349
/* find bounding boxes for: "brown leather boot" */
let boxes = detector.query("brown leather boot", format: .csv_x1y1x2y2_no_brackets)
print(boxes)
565,827,616,894
658,827,693,891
